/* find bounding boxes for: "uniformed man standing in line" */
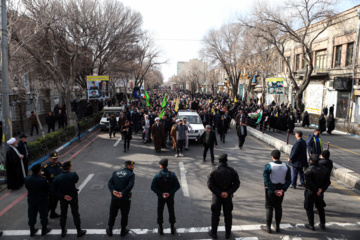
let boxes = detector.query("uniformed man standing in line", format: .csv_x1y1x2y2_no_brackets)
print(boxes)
303,154,331,231
25,163,52,237
52,161,86,238
42,152,63,218
207,154,240,239
151,158,181,235
106,161,135,237
261,150,291,233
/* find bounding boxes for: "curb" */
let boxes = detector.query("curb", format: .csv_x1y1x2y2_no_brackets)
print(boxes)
309,123,360,138
248,127,360,191
27,124,100,171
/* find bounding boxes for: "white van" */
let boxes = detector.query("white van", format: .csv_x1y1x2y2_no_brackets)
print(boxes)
176,110,205,140
100,106,125,130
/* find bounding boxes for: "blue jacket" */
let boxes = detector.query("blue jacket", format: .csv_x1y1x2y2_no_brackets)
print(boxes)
289,138,308,168
151,168,180,199
108,168,135,200
263,161,291,193
306,134,323,155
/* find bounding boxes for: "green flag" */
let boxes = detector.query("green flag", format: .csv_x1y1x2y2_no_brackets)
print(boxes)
161,93,167,108
158,108,165,119
144,90,151,107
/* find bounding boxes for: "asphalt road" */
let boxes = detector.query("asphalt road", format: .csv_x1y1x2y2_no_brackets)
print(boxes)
256,123,360,173
0,128,359,240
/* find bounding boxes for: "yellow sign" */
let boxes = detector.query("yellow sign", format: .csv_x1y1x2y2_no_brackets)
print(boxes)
266,78,283,82
354,90,360,96
87,76,109,81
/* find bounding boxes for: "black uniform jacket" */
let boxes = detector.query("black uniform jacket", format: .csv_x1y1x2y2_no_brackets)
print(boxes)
52,171,79,200
208,163,240,198
25,174,50,205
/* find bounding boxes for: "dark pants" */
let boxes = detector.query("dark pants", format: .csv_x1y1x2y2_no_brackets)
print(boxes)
28,203,48,227
48,124,55,133
109,127,116,137
48,192,58,214
304,190,326,226
292,167,305,186
60,198,81,228
108,199,131,229
58,121,65,130
220,133,226,142
133,122,140,133
211,195,233,235
30,124,38,135
123,138,130,150
265,189,284,227
177,140,184,154
238,136,245,148
203,145,214,162
157,198,176,224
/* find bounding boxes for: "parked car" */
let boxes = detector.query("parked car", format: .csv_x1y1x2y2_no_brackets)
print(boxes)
176,110,205,140
99,106,125,130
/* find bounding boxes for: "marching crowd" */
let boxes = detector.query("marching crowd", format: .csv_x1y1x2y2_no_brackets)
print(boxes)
2,90,336,238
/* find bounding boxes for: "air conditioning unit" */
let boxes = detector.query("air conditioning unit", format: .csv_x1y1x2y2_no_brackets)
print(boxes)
333,77,352,91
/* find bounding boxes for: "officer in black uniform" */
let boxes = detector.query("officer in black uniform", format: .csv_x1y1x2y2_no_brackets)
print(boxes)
151,158,181,235
207,154,240,239
52,161,86,238
106,160,135,237
42,152,63,218
304,154,331,231
25,163,52,237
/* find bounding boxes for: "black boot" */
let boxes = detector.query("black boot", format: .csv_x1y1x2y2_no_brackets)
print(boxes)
41,225,51,236
61,228,67,238
76,225,86,238
208,230,217,239
261,225,272,233
106,227,113,237
30,226,38,237
120,228,130,236
49,211,60,218
158,224,163,235
171,224,176,235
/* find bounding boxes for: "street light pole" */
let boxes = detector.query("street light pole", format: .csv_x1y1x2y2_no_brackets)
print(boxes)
1,0,11,160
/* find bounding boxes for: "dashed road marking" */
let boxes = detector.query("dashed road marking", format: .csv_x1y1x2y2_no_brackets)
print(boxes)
78,174,95,194
114,137,121,147
179,162,190,197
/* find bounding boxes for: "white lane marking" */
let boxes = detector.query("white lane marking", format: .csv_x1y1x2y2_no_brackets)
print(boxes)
78,174,95,193
179,162,190,197
236,238,259,240
114,137,121,147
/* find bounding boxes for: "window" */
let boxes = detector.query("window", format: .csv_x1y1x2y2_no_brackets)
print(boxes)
315,50,327,72
335,45,342,67
295,54,301,71
346,42,354,66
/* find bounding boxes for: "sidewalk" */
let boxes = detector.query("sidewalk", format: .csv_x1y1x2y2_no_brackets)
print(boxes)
247,125,360,191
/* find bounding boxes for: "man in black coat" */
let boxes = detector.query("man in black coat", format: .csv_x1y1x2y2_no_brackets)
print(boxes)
25,164,52,237
121,120,133,153
6,138,25,190
17,134,29,176
207,154,240,239
108,114,117,138
288,131,308,188
196,125,218,165
46,112,56,133
217,115,228,143
236,122,247,149
319,150,333,173
318,114,326,134
326,114,335,134
329,104,335,116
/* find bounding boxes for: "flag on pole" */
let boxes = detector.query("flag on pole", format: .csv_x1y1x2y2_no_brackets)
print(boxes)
158,108,165,119
175,97,180,112
234,96,237,103
161,93,168,108
256,110,263,124
143,90,151,107
248,109,261,118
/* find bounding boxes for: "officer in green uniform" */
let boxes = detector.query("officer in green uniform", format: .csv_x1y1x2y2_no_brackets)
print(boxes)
52,161,86,238
25,163,52,237
42,152,63,218
106,160,135,237
151,158,181,235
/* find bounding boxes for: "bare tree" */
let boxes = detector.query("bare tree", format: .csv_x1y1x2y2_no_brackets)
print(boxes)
238,0,338,107
206,67,221,96
186,66,203,93
144,69,164,89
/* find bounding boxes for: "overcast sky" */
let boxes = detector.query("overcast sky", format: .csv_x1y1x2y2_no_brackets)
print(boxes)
120,0,360,82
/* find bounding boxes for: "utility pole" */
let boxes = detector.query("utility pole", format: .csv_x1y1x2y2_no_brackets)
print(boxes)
1,0,11,160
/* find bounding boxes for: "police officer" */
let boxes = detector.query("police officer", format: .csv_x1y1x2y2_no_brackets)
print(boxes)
151,158,181,235
25,163,52,237
52,161,86,238
207,154,240,239
121,120,133,153
42,152,63,218
304,154,331,231
106,160,135,237
261,150,291,233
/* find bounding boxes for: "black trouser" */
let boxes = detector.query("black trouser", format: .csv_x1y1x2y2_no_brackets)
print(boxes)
48,192,58,214
58,121,65,130
304,190,326,226
109,127,116,137
157,198,176,224
203,145,214,162
238,136,245,148
108,199,131,229
48,125,55,133
265,189,284,227
30,124,38,135
123,138,130,150
28,203,48,227
177,140,184,154
220,133,226,142
211,195,233,235
60,198,81,228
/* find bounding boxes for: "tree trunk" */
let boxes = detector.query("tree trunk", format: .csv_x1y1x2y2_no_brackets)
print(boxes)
63,89,77,126
33,96,45,138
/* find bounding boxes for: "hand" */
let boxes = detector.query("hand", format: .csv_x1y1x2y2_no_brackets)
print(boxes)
162,193,170,199
216,145,218,148
274,190,283,197
317,188,323,196
288,158,290,162
64,195,72,201
221,192,228,198
195,139,198,142
20,154,24,159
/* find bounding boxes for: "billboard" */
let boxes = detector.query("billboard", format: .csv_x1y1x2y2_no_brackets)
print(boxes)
266,78,284,95
87,76,109,100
